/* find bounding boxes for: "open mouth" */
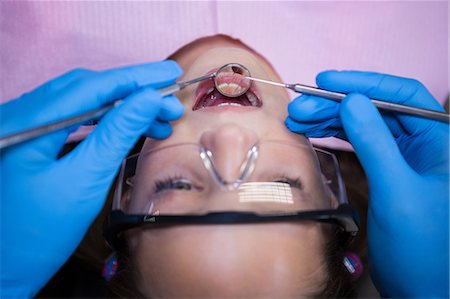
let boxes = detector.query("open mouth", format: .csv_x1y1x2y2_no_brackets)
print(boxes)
193,68,263,111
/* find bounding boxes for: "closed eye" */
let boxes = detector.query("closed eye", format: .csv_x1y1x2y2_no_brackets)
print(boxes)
154,177,195,193
273,177,303,190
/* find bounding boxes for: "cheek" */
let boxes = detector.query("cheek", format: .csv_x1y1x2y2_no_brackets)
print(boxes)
130,223,328,298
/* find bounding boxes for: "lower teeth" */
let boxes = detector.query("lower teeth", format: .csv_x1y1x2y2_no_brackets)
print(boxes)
247,93,257,106
217,103,243,107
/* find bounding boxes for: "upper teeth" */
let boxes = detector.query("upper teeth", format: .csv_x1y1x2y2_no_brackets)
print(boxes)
217,83,243,95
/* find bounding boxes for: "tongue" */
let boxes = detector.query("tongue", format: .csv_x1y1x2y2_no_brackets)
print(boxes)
198,89,252,109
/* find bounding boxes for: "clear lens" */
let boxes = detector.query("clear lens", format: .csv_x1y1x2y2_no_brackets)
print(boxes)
113,141,348,216
215,63,252,97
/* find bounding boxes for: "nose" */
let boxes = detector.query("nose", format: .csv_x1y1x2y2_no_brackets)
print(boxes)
200,124,258,183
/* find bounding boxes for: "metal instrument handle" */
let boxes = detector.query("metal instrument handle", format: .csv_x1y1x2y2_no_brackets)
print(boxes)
0,73,216,149
289,84,450,123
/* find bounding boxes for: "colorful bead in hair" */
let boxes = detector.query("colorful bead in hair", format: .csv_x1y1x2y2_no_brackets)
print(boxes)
102,253,118,282
343,251,363,280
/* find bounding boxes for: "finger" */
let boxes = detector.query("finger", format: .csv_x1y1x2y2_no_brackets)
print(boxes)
285,117,344,139
78,94,184,126
157,95,185,122
287,92,406,140
0,60,182,138
143,95,184,139
144,120,173,140
9,69,95,107
288,86,407,139
62,87,168,177
340,93,412,189
379,112,407,138
0,61,182,162
316,70,444,134
38,68,96,94
287,93,406,141
288,94,339,122
37,69,99,136
316,70,440,109
0,129,71,166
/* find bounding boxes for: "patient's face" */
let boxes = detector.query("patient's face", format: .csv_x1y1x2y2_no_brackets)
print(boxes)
126,37,330,298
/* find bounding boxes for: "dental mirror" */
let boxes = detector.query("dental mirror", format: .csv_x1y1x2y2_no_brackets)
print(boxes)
214,63,252,98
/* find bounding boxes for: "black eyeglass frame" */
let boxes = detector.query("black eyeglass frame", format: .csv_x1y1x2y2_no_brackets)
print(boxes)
104,204,359,250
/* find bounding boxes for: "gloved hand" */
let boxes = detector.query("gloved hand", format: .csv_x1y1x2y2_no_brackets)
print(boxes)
286,71,449,298
0,61,184,298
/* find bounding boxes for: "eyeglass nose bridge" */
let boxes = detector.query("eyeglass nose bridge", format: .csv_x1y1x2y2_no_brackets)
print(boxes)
199,145,259,190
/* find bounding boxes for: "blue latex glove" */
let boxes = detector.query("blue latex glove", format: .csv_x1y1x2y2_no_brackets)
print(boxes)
286,71,449,298
0,61,184,298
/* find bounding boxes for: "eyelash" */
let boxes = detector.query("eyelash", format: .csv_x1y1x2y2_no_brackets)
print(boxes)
154,175,303,192
154,175,193,193
273,176,303,190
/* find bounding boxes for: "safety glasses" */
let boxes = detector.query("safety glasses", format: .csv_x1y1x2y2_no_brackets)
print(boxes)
104,140,359,249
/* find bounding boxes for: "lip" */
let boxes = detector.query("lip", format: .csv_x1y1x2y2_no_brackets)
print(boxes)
193,67,262,111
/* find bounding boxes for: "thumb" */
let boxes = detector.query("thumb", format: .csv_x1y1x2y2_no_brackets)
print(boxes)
62,87,178,177
340,94,412,188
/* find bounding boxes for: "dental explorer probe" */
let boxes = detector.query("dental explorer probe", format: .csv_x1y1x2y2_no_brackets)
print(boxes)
247,77,450,123
0,73,215,150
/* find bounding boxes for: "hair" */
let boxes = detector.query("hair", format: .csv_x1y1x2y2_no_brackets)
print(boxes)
317,148,369,298
317,229,357,298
